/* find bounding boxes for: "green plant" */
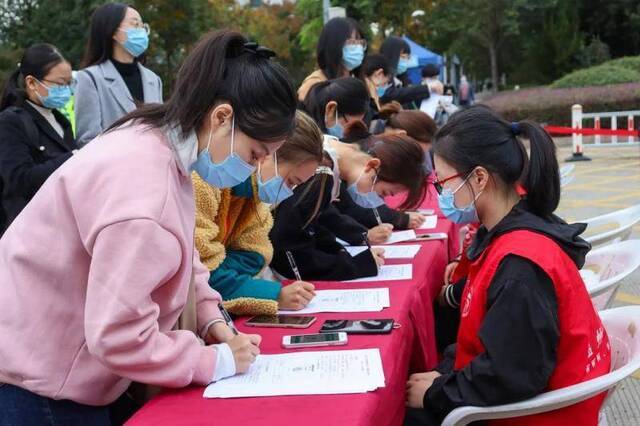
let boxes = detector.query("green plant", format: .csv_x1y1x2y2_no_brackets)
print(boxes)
550,64,640,88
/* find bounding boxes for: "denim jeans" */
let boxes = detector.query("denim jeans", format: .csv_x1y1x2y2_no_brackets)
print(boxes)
0,383,136,426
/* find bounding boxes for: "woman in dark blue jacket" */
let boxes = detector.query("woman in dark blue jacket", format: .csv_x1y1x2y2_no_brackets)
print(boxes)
0,44,78,235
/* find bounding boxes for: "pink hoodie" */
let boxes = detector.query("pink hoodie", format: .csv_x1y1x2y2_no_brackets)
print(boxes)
0,124,223,406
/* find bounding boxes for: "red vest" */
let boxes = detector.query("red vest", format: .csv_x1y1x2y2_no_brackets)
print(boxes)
455,230,610,426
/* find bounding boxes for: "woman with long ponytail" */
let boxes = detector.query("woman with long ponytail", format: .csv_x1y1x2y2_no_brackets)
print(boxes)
405,105,610,426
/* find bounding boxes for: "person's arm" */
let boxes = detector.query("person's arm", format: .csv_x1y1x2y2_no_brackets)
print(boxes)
317,203,369,246
380,85,430,106
208,249,281,301
0,115,72,199
424,255,560,417
85,219,220,387
74,69,103,147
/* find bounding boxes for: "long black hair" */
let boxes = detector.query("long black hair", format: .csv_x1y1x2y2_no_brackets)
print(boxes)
302,77,369,133
81,2,129,68
108,29,297,142
317,17,365,79
433,105,560,217
380,36,410,75
0,44,65,112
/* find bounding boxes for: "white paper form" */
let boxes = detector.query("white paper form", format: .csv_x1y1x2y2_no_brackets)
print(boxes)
383,230,417,244
203,349,385,398
343,264,413,283
418,215,438,230
278,288,390,315
345,244,421,259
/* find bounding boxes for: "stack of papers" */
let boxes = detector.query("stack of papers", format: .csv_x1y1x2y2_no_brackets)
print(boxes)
343,264,413,283
419,215,438,230
278,288,390,314
383,230,417,244
345,244,421,259
203,349,385,398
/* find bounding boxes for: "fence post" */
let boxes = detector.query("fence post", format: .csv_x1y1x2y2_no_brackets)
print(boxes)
566,104,591,162
594,116,601,145
628,115,635,144
612,116,618,145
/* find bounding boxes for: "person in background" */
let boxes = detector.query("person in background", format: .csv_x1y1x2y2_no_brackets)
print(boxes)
457,75,474,107
0,30,296,425
193,111,324,316
421,64,443,95
303,78,427,235
75,2,162,147
0,44,78,236
405,105,610,425
379,36,430,108
297,17,366,102
378,101,437,174
360,53,393,113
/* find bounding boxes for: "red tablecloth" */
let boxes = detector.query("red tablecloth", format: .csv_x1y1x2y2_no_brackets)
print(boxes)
127,221,453,426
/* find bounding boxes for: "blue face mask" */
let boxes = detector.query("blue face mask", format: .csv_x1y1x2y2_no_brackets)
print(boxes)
397,55,418,75
376,84,390,98
191,116,256,189
347,170,385,208
120,27,149,57
437,174,482,224
326,108,344,139
342,45,364,71
257,153,293,205
36,80,72,109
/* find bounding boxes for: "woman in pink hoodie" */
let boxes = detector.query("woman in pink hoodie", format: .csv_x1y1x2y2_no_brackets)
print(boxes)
0,30,296,425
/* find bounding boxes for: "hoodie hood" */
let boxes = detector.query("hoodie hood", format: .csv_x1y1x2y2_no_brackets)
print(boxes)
467,200,591,269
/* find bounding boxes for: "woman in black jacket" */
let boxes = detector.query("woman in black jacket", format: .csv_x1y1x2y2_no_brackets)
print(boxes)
0,44,78,235
379,36,430,108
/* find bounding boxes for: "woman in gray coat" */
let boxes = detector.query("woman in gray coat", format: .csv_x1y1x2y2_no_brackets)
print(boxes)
75,2,162,147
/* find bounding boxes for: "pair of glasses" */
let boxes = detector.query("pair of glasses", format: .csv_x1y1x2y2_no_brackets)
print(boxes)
432,171,465,195
345,38,367,49
119,22,151,34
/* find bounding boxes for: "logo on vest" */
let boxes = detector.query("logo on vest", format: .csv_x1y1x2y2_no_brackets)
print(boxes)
462,286,473,317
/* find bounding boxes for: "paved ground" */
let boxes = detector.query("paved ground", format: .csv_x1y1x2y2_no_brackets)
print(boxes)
554,141,640,425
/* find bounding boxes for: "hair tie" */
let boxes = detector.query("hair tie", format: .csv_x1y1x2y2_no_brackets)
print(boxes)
510,122,521,136
243,41,276,59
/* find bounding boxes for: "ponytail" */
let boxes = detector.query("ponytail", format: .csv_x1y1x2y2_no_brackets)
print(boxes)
434,105,560,217
517,121,560,216
0,43,64,112
377,101,402,121
302,77,368,133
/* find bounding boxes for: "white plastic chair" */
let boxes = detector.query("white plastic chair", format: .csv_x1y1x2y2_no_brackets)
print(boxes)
581,204,640,248
580,240,640,310
441,305,640,426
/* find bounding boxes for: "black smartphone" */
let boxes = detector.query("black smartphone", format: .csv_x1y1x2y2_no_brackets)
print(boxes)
245,315,316,329
319,319,394,335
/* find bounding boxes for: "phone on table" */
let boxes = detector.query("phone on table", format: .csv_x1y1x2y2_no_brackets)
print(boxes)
282,332,348,349
246,315,316,329
409,232,448,242
320,319,394,335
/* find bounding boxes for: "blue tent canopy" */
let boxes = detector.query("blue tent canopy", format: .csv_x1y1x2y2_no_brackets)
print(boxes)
402,36,443,85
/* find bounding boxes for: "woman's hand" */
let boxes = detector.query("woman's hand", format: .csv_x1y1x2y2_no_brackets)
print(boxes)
406,371,441,408
228,333,262,374
368,224,393,244
407,212,426,229
371,247,386,267
205,321,236,345
444,260,459,285
278,281,316,310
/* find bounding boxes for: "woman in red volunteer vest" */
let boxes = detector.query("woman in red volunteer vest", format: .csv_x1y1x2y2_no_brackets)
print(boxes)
405,105,611,426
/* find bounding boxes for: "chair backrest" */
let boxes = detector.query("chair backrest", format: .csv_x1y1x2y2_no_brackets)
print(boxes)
582,204,640,248
441,306,640,426
580,240,640,310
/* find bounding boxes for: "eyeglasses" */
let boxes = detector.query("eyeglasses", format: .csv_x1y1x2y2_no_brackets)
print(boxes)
432,171,465,195
345,38,367,49
119,22,151,35
38,78,77,94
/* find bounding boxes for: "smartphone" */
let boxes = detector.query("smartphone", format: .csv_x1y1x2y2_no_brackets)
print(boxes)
409,232,448,242
320,319,394,335
282,332,348,349
246,315,316,329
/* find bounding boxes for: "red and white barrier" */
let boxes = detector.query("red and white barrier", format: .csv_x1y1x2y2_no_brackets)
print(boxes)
543,104,640,162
